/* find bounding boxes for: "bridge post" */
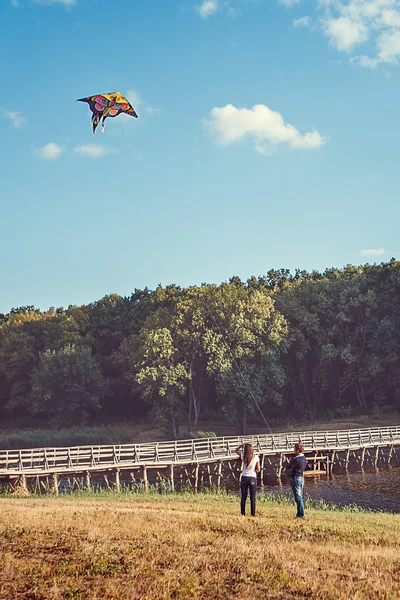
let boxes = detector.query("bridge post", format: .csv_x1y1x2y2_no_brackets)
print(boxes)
374,446,379,468
43,450,49,471
277,453,283,481
207,464,212,487
360,447,366,470
217,461,222,489
52,472,59,495
19,474,27,494
260,454,265,484
345,449,350,471
143,466,148,491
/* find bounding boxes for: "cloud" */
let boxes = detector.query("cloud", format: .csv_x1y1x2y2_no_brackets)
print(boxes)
144,106,161,115
126,90,142,109
377,28,400,63
126,89,160,117
10,0,20,7
204,103,325,154
196,0,218,18
324,16,368,51
280,0,400,69
293,16,312,28
33,143,63,160
360,248,385,257
278,0,301,6
33,0,76,6
227,5,241,18
0,108,26,128
74,144,116,158
350,54,378,68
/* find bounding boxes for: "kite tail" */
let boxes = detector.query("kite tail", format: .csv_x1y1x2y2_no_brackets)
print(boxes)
92,112,100,134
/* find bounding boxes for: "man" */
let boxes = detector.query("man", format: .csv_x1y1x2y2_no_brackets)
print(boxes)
285,443,307,519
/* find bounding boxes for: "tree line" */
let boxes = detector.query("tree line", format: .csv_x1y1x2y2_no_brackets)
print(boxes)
0,259,399,435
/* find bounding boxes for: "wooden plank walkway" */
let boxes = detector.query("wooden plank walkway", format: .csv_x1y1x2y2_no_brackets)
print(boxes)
1,425,400,477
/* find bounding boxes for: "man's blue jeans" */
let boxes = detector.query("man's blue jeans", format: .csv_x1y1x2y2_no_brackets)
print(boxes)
241,476,257,516
290,476,305,518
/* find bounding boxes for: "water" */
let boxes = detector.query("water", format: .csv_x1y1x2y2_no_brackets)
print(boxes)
261,467,400,513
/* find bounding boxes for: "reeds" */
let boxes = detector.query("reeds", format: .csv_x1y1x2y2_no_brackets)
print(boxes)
0,424,154,450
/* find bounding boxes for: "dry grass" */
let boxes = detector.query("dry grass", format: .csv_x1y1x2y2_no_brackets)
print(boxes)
0,494,399,599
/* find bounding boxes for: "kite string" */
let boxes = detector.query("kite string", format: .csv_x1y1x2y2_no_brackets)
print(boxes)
206,303,273,435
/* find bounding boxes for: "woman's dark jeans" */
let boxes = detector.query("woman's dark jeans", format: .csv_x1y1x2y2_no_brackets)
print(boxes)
240,476,257,516
290,475,305,518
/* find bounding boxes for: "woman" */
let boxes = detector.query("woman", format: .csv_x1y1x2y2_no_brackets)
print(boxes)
235,443,261,517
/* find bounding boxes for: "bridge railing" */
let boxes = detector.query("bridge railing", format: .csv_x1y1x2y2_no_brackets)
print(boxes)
1,425,400,474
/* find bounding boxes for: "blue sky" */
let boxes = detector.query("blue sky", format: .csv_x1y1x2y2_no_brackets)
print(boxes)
1,0,399,314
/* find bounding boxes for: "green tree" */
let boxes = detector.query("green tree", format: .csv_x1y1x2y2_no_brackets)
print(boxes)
29,344,104,426
118,282,288,436
204,282,287,433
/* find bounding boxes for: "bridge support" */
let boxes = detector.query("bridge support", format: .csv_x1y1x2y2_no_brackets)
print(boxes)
143,466,148,491
52,472,58,495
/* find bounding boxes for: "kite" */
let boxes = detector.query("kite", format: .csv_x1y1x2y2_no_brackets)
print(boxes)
77,92,138,133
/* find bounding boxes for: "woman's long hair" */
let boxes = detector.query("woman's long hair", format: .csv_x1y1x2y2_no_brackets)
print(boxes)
243,443,254,467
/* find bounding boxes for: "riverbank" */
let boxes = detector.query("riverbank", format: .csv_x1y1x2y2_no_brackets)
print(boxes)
1,493,399,599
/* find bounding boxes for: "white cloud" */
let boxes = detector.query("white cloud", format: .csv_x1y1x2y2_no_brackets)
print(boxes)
377,28,400,63
324,16,368,51
74,144,116,158
126,89,142,109
126,89,160,117
33,0,76,6
227,5,241,18
204,103,325,153
293,16,312,27
193,0,242,19
360,248,385,257
196,0,218,18
0,108,26,128
10,0,20,7
279,0,301,6
145,106,161,115
280,0,400,69
350,54,378,68
34,143,63,160
380,8,400,27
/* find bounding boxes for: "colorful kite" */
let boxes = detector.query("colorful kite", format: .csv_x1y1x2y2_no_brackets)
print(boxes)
77,92,138,133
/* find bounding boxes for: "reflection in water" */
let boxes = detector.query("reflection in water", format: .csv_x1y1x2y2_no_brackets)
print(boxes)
261,466,400,513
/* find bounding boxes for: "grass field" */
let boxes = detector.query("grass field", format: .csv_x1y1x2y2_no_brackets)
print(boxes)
1,492,399,599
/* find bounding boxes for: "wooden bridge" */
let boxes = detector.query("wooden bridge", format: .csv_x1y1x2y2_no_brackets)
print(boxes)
1,425,399,494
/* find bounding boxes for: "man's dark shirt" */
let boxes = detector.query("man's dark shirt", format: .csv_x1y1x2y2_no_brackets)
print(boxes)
285,454,308,478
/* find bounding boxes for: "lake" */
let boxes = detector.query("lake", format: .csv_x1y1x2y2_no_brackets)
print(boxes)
261,466,400,513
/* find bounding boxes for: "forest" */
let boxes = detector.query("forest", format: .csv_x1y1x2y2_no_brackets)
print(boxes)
0,259,399,436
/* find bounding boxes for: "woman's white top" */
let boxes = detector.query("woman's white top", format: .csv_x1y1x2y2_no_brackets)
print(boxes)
241,453,260,477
